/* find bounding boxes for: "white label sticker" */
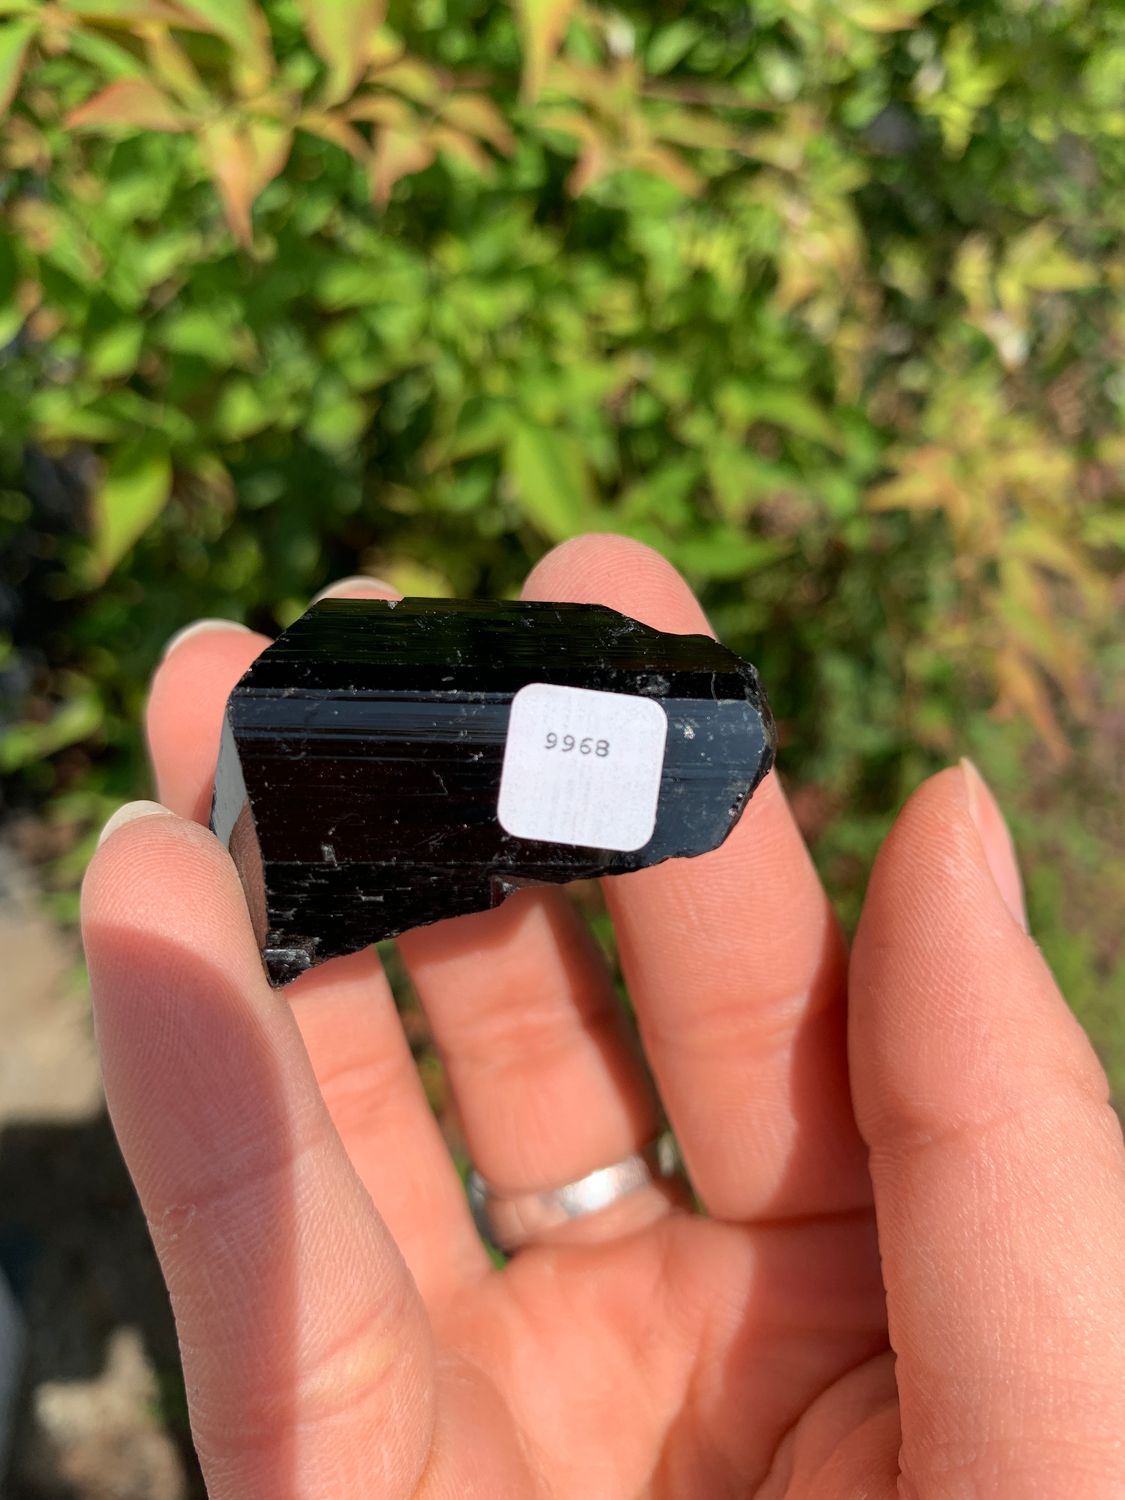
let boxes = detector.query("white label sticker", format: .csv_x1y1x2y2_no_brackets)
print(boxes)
498,682,668,852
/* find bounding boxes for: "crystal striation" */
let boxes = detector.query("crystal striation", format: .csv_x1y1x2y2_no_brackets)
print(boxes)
209,598,777,986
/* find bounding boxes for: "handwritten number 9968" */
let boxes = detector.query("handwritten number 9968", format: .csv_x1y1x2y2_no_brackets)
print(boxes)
544,732,610,757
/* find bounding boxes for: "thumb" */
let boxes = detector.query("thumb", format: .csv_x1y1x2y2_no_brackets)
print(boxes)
849,764,1125,1497
82,805,435,1500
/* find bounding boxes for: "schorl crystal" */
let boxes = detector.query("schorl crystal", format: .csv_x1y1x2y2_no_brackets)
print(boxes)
209,598,776,986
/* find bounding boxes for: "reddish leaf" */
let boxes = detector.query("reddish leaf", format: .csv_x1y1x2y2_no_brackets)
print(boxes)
299,109,371,162
370,56,440,105
370,127,434,204
199,118,294,246
200,120,254,245
67,77,187,132
568,137,609,195
428,123,494,176
345,92,413,128
440,92,515,154
625,143,701,195
994,645,1069,763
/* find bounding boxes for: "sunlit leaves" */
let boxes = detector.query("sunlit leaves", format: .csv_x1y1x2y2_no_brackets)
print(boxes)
145,25,210,108
535,55,751,197
440,94,515,155
170,0,271,81
954,225,1099,370
370,127,434,204
0,0,1119,790
844,0,935,32
199,118,293,246
67,77,187,131
91,436,173,577
514,0,579,102
0,18,36,115
0,692,103,775
0,233,23,346
298,0,386,105
505,423,594,541
868,372,1106,753
915,23,1006,155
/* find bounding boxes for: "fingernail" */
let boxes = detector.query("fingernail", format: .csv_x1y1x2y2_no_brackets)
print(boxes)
162,618,251,661
97,800,176,849
312,575,396,602
960,758,1028,931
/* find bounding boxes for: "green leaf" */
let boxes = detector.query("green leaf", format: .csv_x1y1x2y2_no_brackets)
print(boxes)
673,531,786,581
213,377,272,440
306,388,368,450
0,693,103,775
0,232,22,346
30,388,127,443
62,0,183,17
86,319,144,380
717,383,842,449
299,0,386,103
444,399,514,462
505,423,593,541
158,306,244,365
170,0,271,74
846,0,934,30
646,20,700,75
65,25,150,80
92,438,173,577
514,0,579,102
0,18,36,117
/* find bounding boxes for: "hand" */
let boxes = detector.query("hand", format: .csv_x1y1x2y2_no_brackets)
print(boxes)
81,536,1125,1499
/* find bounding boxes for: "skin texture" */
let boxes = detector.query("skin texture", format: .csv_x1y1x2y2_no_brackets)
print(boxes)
81,536,1125,1499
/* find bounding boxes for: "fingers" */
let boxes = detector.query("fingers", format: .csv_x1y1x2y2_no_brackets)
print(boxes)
523,534,868,1220
82,810,435,1500
147,620,266,821
850,764,1125,1494
282,948,489,1299
146,589,486,1302
381,586,664,1230
398,886,665,1237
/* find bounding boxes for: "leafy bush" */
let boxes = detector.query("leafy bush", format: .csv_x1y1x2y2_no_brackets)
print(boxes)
0,2,1122,1033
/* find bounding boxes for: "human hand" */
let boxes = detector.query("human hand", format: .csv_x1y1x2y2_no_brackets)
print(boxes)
81,536,1125,1498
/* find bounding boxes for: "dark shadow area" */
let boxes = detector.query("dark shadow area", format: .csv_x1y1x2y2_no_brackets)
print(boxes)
0,1112,205,1498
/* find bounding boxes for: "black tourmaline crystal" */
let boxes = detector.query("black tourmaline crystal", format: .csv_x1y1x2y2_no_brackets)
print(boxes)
209,598,776,986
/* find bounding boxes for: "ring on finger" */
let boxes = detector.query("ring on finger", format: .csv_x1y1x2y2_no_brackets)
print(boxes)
467,1132,687,1254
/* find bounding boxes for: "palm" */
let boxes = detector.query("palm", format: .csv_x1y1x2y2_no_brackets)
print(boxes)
425,1209,887,1496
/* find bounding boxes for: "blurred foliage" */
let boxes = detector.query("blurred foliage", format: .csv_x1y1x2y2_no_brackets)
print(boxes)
0,2,1122,1065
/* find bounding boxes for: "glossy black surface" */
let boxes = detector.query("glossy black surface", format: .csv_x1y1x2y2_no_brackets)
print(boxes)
209,598,776,986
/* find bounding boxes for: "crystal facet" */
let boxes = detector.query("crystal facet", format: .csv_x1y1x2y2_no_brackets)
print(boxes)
209,598,776,986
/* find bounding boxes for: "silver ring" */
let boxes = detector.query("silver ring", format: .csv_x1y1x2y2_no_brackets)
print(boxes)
468,1133,683,1254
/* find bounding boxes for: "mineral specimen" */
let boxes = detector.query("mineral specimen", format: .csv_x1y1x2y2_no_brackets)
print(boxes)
209,598,776,986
